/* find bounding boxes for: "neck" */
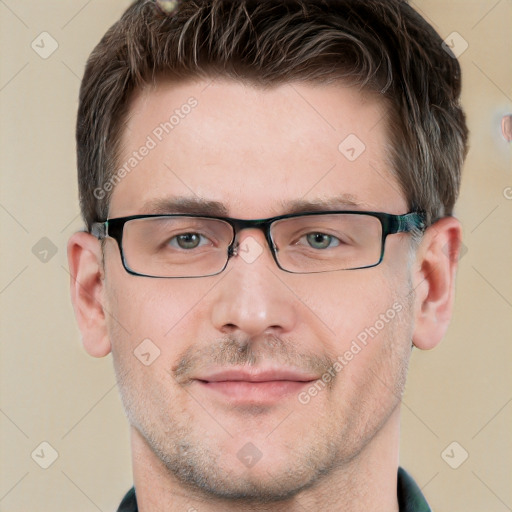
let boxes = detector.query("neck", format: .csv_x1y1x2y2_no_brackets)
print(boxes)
131,406,401,512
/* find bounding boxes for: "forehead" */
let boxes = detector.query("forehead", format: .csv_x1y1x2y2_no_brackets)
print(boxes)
109,78,407,218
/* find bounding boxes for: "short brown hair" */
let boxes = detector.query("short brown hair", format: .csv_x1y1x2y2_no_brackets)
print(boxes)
76,0,469,231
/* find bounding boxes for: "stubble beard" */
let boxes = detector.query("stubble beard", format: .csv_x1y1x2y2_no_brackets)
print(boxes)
111,296,414,505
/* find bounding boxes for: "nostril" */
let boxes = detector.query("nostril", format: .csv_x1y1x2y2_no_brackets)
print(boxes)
221,323,238,334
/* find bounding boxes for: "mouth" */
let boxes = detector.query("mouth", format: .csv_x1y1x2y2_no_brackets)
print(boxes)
193,367,319,404
196,380,314,402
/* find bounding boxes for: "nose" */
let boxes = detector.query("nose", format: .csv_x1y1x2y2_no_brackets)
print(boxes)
210,230,298,338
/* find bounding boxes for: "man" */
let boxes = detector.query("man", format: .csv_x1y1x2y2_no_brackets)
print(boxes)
67,0,468,510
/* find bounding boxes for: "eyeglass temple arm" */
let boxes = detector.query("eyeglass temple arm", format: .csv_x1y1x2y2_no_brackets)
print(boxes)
395,212,427,233
91,221,107,239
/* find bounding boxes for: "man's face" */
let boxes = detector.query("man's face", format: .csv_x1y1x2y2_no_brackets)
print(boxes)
104,79,416,500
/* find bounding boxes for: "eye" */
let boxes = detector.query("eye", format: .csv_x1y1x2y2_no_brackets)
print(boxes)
304,233,341,249
168,232,209,250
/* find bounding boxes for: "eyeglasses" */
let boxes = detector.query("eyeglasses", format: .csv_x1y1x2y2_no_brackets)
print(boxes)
91,211,426,278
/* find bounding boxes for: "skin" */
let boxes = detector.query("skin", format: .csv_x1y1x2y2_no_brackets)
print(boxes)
68,79,461,511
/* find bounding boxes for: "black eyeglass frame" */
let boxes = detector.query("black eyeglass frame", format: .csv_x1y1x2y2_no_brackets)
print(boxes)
91,210,427,278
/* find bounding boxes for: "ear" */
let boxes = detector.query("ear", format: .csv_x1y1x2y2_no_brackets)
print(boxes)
411,216,462,350
67,231,111,357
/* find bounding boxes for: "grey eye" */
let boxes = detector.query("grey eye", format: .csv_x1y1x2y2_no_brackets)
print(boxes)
305,233,339,249
172,233,204,249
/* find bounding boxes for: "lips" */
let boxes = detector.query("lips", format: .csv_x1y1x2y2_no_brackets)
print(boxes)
193,366,319,403
196,367,319,383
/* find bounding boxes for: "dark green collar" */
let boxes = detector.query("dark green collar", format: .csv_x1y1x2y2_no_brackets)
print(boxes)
397,467,432,512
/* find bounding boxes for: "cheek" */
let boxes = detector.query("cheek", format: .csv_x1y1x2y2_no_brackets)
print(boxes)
104,274,220,357
105,279,209,416
297,261,414,388
297,267,406,338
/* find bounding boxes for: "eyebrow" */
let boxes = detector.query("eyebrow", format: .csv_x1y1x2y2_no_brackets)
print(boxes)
140,194,370,218
280,195,370,214
141,197,229,216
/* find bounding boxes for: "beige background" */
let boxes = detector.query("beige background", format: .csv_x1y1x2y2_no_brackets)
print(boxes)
0,1,511,511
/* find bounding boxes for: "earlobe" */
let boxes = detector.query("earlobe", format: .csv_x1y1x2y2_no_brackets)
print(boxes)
411,216,462,351
67,231,112,357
